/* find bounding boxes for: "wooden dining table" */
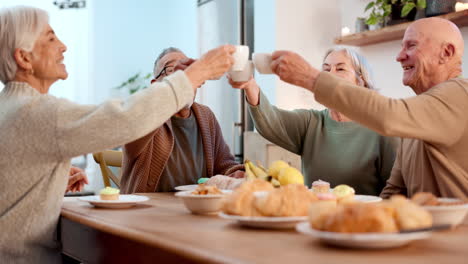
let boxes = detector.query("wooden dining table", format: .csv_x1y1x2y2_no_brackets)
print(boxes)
60,193,468,264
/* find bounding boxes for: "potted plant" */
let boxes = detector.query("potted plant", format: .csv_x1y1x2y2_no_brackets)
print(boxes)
115,72,152,95
400,0,426,19
386,0,426,25
365,0,392,30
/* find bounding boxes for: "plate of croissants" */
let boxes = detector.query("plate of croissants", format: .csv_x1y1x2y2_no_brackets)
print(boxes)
220,179,321,229
296,195,434,249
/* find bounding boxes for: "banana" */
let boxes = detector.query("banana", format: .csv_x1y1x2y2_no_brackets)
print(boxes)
249,161,269,181
271,178,281,188
244,160,256,180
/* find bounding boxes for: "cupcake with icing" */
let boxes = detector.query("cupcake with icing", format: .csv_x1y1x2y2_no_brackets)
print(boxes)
100,187,120,200
332,184,355,204
311,179,330,194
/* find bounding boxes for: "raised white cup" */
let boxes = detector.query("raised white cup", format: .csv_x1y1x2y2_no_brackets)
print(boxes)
231,45,249,71
229,61,254,82
252,53,273,74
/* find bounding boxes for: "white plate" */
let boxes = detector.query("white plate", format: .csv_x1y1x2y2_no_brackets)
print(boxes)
355,195,382,203
78,195,149,209
296,222,431,249
175,184,199,191
219,212,307,229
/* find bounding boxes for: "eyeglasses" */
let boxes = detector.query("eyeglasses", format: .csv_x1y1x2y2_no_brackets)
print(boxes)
155,65,175,80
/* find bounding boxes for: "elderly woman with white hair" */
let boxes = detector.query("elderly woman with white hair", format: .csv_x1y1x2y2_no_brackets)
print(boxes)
229,47,396,195
0,6,235,263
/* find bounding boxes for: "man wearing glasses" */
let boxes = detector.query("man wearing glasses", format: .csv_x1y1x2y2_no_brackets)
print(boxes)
120,47,245,193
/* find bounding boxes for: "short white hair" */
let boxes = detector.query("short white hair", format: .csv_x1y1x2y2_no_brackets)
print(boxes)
323,46,376,90
0,6,49,84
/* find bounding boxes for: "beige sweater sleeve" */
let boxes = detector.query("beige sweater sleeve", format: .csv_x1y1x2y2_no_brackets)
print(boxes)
314,72,468,146
53,71,194,159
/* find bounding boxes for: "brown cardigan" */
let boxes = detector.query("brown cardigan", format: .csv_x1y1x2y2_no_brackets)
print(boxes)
120,102,244,193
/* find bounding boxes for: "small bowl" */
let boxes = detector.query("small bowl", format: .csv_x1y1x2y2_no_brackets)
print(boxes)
175,190,231,215
424,198,468,227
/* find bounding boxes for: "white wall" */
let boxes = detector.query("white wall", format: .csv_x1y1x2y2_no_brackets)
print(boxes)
275,0,341,110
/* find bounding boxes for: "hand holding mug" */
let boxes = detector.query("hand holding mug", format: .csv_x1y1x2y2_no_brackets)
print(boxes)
185,45,235,89
271,50,320,92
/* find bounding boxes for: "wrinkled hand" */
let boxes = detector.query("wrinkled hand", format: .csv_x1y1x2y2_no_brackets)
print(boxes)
271,51,319,91
174,58,196,72
185,45,236,89
227,76,261,106
66,166,89,193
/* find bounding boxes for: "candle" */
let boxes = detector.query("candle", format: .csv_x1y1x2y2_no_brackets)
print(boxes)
341,27,351,36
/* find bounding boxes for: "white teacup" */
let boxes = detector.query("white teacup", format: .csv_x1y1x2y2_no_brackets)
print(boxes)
231,45,249,71
252,53,273,74
229,61,254,82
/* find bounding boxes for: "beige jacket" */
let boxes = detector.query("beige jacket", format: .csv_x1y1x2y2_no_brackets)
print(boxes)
314,72,468,199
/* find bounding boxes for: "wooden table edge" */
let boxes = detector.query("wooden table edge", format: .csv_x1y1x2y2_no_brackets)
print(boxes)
60,207,240,264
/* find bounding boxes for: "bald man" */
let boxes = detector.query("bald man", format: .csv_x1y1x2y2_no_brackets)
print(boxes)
269,18,468,199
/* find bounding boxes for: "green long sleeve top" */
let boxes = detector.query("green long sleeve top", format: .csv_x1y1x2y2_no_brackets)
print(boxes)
248,91,396,195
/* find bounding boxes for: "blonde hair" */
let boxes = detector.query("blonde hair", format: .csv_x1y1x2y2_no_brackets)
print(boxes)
323,46,376,90
0,6,49,84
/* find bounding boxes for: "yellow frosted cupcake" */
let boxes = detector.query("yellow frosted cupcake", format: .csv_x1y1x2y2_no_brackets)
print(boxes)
100,187,120,200
332,184,355,204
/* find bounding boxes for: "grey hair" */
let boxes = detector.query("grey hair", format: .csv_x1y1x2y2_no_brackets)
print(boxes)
153,47,183,77
0,6,49,84
323,46,376,90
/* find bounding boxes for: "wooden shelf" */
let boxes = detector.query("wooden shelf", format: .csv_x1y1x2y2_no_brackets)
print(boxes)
335,10,468,46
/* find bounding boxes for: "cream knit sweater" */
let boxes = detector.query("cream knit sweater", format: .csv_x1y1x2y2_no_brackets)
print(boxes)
0,71,193,263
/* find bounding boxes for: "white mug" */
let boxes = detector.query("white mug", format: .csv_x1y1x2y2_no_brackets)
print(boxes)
252,53,273,74
229,61,254,82
231,45,249,71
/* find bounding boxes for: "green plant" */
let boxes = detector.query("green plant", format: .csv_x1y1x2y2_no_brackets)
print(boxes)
115,72,152,94
400,0,426,17
365,0,392,25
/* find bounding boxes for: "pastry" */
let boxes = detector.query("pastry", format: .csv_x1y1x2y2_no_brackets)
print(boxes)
411,192,439,206
320,203,398,233
385,195,432,230
254,184,318,217
222,179,274,216
332,184,355,204
309,200,338,230
191,184,222,195
99,187,120,200
311,179,330,194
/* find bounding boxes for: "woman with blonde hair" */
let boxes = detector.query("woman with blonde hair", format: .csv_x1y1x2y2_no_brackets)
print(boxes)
0,6,235,263
229,47,396,195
